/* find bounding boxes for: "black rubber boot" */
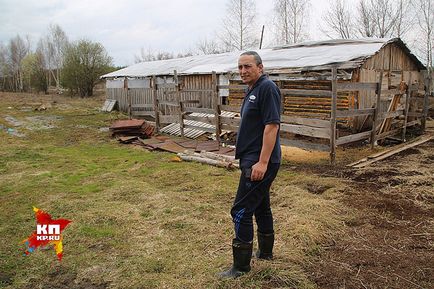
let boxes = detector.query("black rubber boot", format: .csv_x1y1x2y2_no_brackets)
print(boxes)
218,239,252,278
254,232,274,260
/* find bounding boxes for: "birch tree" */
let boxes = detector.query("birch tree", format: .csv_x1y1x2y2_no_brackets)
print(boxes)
321,0,355,39
9,35,30,91
414,0,433,71
273,0,310,45
219,0,259,51
40,24,68,91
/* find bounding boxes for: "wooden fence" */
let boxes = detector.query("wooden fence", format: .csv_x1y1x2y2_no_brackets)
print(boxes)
113,69,431,164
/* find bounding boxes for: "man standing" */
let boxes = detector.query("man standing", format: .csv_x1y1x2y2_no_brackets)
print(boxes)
219,51,281,278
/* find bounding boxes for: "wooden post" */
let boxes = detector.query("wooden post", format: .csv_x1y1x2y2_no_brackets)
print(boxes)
370,70,383,149
330,67,337,165
212,71,221,144
421,71,430,132
174,70,184,138
152,75,160,133
125,77,131,119
402,73,412,142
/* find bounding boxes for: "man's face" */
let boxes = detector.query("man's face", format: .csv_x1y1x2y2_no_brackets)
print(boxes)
238,55,263,87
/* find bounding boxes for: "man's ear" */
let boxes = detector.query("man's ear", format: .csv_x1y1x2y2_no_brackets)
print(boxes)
258,63,264,73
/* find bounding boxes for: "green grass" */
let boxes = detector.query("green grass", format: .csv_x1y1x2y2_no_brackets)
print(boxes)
0,92,350,289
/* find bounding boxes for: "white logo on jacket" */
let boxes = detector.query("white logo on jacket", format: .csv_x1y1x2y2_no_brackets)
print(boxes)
248,95,256,103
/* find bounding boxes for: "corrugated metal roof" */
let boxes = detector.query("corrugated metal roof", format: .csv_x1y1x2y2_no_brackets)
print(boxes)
101,38,423,79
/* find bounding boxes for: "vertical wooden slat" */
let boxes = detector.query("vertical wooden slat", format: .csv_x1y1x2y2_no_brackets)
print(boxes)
402,73,412,141
212,71,221,144
421,70,430,132
152,76,160,133
370,70,383,148
330,67,337,165
125,77,131,119
174,70,184,137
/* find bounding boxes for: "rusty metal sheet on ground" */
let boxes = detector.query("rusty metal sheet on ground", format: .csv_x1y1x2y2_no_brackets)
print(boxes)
157,141,187,154
195,140,220,152
176,140,198,149
110,119,145,129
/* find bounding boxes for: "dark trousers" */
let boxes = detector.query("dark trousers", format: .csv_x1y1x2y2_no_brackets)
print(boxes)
231,161,280,243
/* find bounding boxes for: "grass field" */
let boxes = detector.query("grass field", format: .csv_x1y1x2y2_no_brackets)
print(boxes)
1,92,432,289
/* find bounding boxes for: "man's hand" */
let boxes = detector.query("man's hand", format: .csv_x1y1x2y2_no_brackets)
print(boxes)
251,161,268,181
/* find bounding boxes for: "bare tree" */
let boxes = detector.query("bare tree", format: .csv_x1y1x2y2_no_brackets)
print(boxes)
134,47,175,63
356,0,413,38
41,24,68,91
219,0,259,51
357,0,377,37
273,0,310,45
196,37,223,55
9,35,30,91
414,0,433,71
393,0,414,38
321,0,355,39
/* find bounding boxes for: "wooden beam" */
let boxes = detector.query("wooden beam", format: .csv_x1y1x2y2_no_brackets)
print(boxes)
280,123,330,139
184,107,215,114
335,108,375,118
212,71,221,144
152,76,160,133
330,67,337,164
370,72,383,148
402,74,412,142
280,88,332,97
280,115,330,128
336,82,377,91
336,131,371,145
349,135,432,168
421,71,430,132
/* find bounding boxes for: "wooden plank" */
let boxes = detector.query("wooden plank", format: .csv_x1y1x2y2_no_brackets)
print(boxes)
370,72,383,148
212,71,221,143
181,89,214,93
160,115,179,124
376,128,402,141
159,100,180,107
184,107,215,114
280,88,332,97
152,76,160,133
132,111,155,117
402,75,412,141
335,108,375,118
220,116,241,126
336,131,371,145
280,123,330,139
380,109,404,119
352,135,432,168
330,68,337,164
336,82,377,91
131,104,154,109
421,71,430,132
280,138,330,152
184,114,215,125
219,105,241,113
280,115,330,128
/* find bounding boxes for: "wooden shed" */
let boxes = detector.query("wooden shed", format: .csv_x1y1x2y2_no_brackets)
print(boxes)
101,38,430,161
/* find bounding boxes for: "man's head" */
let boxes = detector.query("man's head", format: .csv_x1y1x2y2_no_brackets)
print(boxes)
238,51,263,87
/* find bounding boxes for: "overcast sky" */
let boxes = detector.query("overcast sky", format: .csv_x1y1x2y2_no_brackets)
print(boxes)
1,0,332,66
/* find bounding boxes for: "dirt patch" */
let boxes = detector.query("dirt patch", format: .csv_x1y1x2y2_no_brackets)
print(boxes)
305,140,434,288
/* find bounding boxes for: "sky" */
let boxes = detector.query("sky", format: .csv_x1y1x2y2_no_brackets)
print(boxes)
1,0,334,66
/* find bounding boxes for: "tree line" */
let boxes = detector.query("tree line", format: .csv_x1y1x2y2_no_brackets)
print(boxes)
135,0,432,72
0,24,115,97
